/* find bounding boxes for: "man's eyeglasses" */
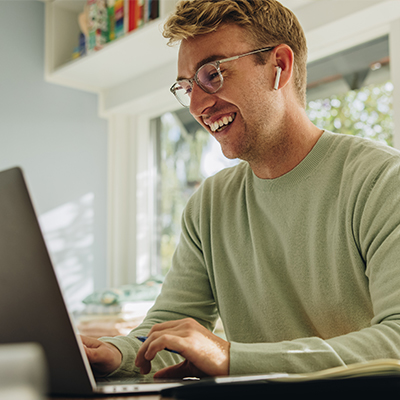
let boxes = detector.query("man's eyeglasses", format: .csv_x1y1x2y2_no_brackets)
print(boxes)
170,47,275,107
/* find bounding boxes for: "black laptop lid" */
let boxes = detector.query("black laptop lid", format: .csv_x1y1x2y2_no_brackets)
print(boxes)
0,167,94,395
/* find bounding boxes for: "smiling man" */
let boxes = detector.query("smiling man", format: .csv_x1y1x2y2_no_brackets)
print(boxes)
82,0,400,379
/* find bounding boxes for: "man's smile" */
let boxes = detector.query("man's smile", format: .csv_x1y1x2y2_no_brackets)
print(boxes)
204,113,236,132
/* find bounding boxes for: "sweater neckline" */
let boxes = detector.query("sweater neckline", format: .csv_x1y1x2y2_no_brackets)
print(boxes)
250,130,333,191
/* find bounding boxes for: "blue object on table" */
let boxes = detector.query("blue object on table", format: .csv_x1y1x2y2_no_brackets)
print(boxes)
136,336,180,355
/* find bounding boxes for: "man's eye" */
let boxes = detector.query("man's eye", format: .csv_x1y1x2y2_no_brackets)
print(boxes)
208,71,220,81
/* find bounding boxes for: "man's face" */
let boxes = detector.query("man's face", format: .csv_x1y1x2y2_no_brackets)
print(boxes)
177,24,281,162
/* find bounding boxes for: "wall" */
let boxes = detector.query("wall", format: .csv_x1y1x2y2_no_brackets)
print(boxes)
0,0,108,311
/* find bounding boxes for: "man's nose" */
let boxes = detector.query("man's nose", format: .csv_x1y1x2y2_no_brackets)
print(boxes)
189,82,217,117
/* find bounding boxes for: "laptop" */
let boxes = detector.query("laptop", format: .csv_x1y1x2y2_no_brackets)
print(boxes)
0,166,187,396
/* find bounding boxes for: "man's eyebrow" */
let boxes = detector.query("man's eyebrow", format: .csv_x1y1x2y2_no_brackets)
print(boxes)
176,54,226,81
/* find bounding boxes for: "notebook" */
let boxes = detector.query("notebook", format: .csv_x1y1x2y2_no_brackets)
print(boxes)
162,359,400,399
0,167,187,396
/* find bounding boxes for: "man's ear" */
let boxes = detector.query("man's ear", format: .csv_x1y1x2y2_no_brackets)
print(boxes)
271,44,294,91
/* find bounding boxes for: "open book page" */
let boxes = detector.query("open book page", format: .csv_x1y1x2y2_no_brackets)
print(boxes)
214,359,400,384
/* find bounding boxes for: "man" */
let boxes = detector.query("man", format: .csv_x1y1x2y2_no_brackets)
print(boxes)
82,0,400,379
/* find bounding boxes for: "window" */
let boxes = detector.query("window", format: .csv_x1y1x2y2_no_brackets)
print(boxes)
307,80,393,146
306,36,392,146
151,110,239,276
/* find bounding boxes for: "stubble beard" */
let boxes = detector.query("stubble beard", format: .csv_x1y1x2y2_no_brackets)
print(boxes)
222,106,287,168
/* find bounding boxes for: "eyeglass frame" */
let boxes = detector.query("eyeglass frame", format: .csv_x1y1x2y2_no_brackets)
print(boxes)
170,46,276,107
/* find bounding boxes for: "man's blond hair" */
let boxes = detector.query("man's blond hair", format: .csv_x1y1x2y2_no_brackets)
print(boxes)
163,0,308,108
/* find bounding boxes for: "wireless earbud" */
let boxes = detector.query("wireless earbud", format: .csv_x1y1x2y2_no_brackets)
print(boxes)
274,66,282,90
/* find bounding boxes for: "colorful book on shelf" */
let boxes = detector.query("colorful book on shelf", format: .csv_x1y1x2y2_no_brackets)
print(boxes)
125,0,136,33
107,0,115,42
125,0,158,33
148,0,159,21
114,0,125,38
134,0,144,31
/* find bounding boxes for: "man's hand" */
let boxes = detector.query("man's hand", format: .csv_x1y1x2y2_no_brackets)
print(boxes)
134,318,230,378
80,335,122,377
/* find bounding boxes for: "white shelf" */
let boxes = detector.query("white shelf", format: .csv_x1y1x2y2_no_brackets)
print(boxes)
45,0,178,93
44,0,400,105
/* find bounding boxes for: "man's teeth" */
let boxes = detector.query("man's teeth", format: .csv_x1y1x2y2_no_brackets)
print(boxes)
210,115,234,132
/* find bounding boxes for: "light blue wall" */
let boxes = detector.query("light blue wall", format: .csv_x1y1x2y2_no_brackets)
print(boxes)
0,1,108,311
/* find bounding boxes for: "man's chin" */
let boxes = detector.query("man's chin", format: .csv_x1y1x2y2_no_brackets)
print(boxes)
219,145,240,160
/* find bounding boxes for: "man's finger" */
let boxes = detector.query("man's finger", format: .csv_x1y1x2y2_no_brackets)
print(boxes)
80,335,101,348
154,360,206,379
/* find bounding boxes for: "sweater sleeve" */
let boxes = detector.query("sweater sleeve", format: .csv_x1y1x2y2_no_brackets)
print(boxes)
230,159,400,374
100,194,219,377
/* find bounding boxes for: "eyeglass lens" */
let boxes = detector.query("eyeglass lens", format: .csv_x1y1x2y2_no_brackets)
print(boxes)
175,63,222,107
197,63,222,93
175,81,192,107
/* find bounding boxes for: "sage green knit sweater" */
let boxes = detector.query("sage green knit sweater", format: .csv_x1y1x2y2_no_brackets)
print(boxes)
104,130,400,376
